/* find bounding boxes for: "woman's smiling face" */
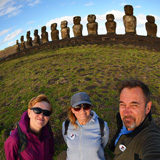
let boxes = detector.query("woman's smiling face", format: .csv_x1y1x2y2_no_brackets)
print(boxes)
28,101,51,133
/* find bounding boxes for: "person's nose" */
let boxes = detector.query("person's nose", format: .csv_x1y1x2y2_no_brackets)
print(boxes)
79,107,85,113
123,106,131,115
39,112,44,117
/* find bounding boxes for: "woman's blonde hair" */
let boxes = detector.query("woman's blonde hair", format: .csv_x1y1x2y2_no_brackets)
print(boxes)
28,94,52,112
68,106,78,129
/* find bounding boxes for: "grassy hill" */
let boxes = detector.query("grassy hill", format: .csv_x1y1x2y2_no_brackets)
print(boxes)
0,44,160,159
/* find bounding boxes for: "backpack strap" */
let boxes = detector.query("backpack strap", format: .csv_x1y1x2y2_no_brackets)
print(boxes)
17,123,27,159
98,117,104,137
64,119,70,135
47,123,53,136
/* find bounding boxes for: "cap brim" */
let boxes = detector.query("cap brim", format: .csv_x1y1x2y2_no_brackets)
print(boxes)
72,101,93,108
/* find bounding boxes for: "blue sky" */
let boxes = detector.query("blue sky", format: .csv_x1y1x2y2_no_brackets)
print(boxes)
0,0,160,51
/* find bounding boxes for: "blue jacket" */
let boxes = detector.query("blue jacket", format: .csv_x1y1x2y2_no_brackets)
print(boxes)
62,111,109,160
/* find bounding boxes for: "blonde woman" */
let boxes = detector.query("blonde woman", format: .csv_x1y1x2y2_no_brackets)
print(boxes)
62,92,109,160
4,94,54,160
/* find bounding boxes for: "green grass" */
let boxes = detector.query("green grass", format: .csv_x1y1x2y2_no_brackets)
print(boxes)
0,44,160,159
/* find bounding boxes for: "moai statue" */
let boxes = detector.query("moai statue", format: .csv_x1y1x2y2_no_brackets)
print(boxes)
72,16,83,37
34,29,40,45
51,23,59,41
41,26,48,43
87,14,98,35
16,40,20,52
20,36,26,50
145,15,157,37
61,20,70,39
26,31,32,48
105,14,116,34
123,5,136,34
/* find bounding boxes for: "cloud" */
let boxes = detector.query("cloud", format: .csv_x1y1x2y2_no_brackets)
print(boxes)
3,29,22,42
45,11,125,38
46,16,74,28
121,3,141,9
45,9,160,39
95,10,124,22
85,2,94,6
135,5,141,8
120,3,127,6
0,0,40,18
0,0,11,9
28,0,41,7
8,40,16,47
0,28,11,36
46,10,124,28
0,0,23,17
137,14,146,26
26,20,35,24
106,10,124,21
152,15,160,21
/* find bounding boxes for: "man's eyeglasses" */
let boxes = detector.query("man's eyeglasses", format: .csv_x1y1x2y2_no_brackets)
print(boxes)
73,104,91,112
30,107,51,116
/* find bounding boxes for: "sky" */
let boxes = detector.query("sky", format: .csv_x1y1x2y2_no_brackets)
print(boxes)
0,0,160,51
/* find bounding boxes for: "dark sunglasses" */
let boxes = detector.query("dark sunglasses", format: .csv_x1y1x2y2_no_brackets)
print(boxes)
30,107,51,116
73,104,91,112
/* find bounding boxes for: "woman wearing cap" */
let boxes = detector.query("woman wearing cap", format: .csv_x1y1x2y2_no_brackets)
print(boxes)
4,94,54,160
62,92,109,160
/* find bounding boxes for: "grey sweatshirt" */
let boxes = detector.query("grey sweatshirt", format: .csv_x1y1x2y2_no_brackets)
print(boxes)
62,111,109,160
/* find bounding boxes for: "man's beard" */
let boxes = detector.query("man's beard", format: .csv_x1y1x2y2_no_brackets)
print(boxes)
122,116,136,130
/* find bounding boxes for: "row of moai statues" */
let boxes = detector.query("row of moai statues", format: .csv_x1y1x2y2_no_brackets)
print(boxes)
16,5,157,51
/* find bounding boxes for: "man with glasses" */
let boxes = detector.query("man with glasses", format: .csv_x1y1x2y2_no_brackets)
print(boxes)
62,92,109,160
109,79,160,160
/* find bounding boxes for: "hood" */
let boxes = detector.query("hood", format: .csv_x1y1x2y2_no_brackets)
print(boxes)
18,111,51,140
19,111,30,134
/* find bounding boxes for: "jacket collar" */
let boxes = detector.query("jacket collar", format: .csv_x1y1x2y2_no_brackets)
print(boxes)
108,111,152,151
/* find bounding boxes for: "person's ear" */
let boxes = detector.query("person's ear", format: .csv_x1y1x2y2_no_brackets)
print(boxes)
71,107,75,114
28,109,31,118
145,101,152,115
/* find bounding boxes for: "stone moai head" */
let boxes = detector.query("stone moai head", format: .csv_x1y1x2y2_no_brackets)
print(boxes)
26,31,30,38
106,14,115,22
87,14,96,23
146,15,157,37
51,23,59,41
41,26,48,43
73,16,81,25
105,14,116,34
34,29,38,36
61,20,70,39
20,35,26,50
73,16,83,37
16,40,20,51
20,36,24,41
124,5,133,15
41,26,46,32
61,20,68,28
34,29,40,45
26,31,32,47
146,15,155,23
51,23,57,30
